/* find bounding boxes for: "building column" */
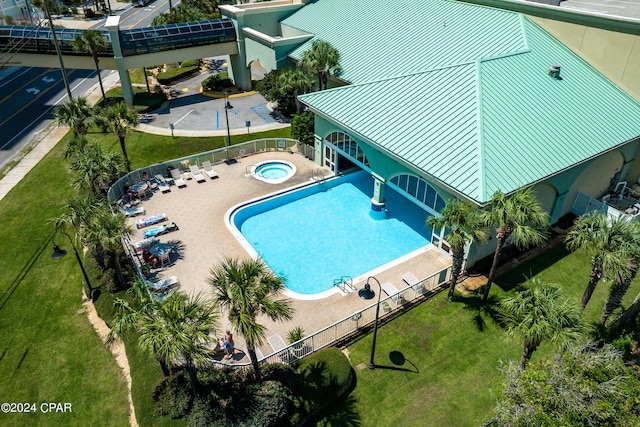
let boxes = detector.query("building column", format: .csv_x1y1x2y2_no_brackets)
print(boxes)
105,16,134,107
370,173,386,219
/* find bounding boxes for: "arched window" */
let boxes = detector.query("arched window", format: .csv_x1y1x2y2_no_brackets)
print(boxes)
389,174,446,213
325,131,367,166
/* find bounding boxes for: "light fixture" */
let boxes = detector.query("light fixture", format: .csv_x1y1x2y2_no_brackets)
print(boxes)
359,276,382,368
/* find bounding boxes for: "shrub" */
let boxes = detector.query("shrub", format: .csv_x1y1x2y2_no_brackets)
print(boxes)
261,363,298,390
181,59,200,68
133,92,166,113
291,112,314,146
611,333,634,358
187,395,225,427
156,65,199,85
245,380,293,427
201,72,233,92
293,347,352,416
152,370,194,419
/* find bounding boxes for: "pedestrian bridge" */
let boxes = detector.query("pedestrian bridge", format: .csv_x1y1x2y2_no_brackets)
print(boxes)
0,18,238,71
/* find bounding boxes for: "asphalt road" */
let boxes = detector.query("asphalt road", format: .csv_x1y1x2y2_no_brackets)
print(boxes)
560,0,640,20
0,67,108,168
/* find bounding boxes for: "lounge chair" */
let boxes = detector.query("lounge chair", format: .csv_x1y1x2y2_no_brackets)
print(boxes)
169,168,187,188
402,272,420,287
145,275,179,293
381,281,401,304
136,213,168,229
131,237,158,252
267,334,287,352
116,203,145,217
190,165,206,183
142,222,178,239
202,161,219,179
153,174,171,193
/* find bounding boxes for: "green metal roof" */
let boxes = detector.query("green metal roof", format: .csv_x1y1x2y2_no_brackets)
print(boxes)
282,0,527,84
297,8,640,204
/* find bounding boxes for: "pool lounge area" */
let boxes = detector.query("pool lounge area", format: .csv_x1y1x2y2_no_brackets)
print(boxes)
123,150,451,361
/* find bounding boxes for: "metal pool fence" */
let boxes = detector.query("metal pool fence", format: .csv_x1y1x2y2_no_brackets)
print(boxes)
209,266,451,371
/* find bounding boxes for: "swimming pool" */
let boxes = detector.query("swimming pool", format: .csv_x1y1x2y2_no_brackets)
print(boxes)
230,171,432,298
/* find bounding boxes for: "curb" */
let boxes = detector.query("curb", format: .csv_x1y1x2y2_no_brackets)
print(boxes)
199,88,257,99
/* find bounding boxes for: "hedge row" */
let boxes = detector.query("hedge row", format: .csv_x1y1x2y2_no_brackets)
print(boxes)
156,65,199,85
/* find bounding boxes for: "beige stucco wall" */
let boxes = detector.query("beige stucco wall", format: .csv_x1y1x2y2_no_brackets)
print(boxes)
529,16,640,102
560,150,625,215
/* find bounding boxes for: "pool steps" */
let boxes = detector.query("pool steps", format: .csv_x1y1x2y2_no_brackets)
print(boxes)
334,276,355,294
311,168,326,184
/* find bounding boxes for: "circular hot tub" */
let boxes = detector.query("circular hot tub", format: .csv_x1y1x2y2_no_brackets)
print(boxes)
252,161,296,184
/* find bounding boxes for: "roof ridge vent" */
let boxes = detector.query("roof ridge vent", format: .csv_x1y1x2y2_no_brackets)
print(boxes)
548,64,562,80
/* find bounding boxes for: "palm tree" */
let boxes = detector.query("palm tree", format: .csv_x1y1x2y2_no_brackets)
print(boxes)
499,278,584,369
301,39,342,91
427,200,487,301
83,207,131,289
104,102,140,172
54,97,95,137
279,67,315,113
208,257,294,380
73,30,108,104
138,292,217,392
108,283,218,391
601,228,640,323
608,291,640,334
566,213,638,309
482,188,549,302
54,194,105,240
67,140,125,197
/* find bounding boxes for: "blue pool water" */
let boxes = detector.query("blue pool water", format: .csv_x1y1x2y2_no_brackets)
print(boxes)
255,162,293,180
232,171,432,295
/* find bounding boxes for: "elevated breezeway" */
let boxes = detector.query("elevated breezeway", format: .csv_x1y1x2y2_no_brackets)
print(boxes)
1,16,240,105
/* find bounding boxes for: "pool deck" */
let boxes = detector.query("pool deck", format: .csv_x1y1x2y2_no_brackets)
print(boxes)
126,150,451,360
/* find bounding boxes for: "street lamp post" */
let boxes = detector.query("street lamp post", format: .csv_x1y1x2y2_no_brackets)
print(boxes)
358,276,382,369
51,231,93,295
42,0,73,101
223,90,234,164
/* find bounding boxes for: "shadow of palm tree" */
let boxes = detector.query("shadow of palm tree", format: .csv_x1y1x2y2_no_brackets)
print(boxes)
494,244,570,293
166,239,185,264
309,394,362,427
456,293,502,331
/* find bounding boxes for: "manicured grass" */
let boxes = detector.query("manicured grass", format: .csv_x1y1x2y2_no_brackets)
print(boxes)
322,243,640,426
0,142,130,426
0,125,293,426
85,127,291,171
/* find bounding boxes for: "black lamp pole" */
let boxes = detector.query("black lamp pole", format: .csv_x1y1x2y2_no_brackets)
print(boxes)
52,231,93,294
223,90,233,163
358,276,382,369
42,0,73,101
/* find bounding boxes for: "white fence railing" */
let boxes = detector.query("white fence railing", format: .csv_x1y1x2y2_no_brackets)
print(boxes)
107,138,299,203
210,266,451,370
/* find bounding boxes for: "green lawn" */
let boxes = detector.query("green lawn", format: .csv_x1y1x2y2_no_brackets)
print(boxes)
322,244,640,426
0,141,129,426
